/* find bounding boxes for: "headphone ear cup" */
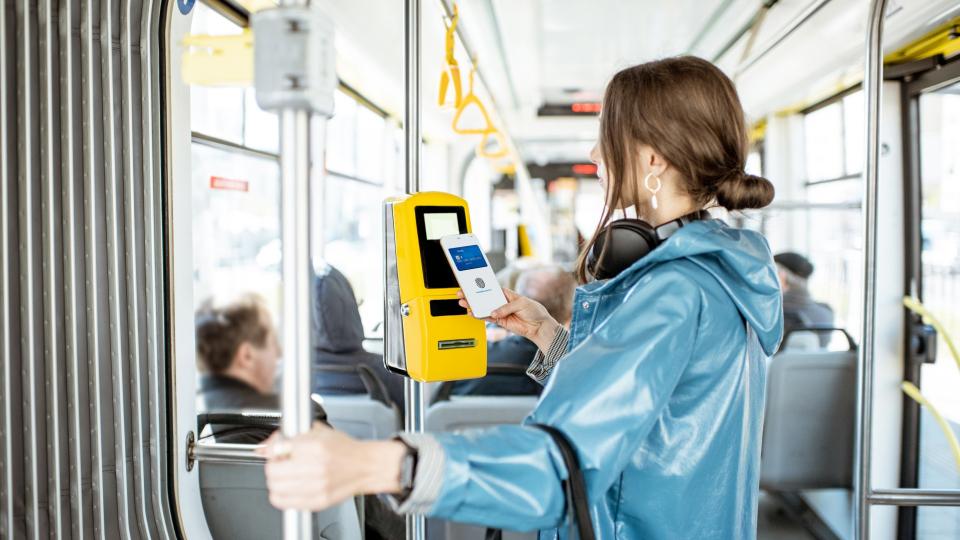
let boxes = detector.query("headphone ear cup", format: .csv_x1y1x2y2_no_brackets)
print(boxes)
587,220,657,280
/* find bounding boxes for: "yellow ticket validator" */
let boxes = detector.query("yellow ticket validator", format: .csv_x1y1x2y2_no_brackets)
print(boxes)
383,192,487,382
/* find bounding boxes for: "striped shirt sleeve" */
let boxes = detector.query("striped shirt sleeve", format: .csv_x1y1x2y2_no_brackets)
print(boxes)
526,327,570,383
386,432,446,515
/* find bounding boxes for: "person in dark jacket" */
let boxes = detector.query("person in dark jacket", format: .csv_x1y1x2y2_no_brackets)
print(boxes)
775,252,835,348
449,265,577,397
196,294,283,412
312,264,405,409
195,295,402,539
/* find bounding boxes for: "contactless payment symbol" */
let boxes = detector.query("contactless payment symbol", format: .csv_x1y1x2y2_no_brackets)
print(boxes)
475,277,485,289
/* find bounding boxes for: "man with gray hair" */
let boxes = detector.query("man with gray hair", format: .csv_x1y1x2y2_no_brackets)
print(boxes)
775,252,835,348
451,265,577,396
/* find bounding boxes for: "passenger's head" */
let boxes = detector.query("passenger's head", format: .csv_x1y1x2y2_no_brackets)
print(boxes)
495,257,541,291
515,266,578,327
196,294,280,395
774,252,814,293
312,264,365,354
579,56,775,282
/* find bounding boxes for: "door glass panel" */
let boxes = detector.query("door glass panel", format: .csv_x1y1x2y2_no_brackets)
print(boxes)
917,80,960,538
191,144,282,316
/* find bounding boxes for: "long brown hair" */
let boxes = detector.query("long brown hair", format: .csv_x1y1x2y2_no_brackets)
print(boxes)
575,56,775,282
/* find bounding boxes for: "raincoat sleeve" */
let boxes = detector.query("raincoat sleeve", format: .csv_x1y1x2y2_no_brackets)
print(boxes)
421,271,704,530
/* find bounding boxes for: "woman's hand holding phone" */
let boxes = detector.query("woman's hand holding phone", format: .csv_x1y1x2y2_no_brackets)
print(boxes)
458,288,561,353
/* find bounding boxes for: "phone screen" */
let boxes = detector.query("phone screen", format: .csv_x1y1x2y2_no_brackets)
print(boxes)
448,245,488,271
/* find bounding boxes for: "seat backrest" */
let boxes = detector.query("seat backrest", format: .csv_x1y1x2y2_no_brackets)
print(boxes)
199,461,361,540
782,331,822,351
761,347,857,491
426,396,539,540
426,396,539,432
316,394,400,439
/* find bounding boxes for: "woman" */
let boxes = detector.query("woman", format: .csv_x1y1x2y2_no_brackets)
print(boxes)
260,56,783,539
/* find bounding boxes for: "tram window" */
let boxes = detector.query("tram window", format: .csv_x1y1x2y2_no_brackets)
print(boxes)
188,3,248,146
916,81,960,530
186,2,283,317
804,104,844,180
244,90,280,154
323,175,384,329
803,90,864,182
796,90,866,346
803,182,862,345
327,90,359,178
191,144,281,316
356,105,387,182
745,148,763,177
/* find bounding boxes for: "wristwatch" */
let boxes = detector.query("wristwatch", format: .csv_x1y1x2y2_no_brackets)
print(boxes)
395,437,419,500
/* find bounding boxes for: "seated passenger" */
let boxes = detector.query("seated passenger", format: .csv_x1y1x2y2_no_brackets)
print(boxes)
196,294,282,412
775,252,835,348
197,296,402,539
312,264,405,408
449,265,577,397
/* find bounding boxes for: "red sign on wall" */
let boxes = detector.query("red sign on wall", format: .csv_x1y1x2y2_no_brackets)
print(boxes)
209,176,249,192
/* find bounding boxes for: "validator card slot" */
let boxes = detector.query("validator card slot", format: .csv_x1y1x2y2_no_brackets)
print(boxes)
437,338,476,350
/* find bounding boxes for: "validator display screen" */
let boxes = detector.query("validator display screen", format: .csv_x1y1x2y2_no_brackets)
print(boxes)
448,245,488,271
424,212,461,240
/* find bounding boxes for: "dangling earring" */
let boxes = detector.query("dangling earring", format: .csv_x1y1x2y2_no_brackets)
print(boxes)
644,172,662,210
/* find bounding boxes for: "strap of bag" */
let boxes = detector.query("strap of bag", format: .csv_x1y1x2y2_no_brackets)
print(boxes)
484,424,596,540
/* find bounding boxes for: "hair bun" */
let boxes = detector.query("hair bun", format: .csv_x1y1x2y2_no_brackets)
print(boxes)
716,172,775,211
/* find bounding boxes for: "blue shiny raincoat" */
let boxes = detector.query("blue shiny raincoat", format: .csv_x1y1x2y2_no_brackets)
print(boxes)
427,220,783,539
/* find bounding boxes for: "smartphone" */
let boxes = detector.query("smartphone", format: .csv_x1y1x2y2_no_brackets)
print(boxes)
439,233,508,319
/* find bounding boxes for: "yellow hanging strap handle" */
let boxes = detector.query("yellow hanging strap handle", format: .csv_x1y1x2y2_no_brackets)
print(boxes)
900,296,960,472
438,4,463,109
452,67,496,135
477,128,509,159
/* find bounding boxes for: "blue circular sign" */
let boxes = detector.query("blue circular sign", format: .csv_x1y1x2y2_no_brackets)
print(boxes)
177,0,196,15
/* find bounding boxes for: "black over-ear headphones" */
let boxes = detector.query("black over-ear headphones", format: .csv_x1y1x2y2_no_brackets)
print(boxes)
586,210,710,280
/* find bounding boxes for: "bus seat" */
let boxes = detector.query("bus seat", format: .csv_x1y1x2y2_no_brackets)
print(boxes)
196,415,362,540
426,396,539,540
782,331,822,351
315,394,400,439
760,344,857,491
199,461,362,540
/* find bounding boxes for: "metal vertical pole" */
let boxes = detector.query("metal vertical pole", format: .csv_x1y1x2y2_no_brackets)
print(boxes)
404,1,426,539
278,1,312,540
853,0,887,538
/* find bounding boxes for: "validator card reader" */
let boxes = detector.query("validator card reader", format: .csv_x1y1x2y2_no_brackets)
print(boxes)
383,192,487,382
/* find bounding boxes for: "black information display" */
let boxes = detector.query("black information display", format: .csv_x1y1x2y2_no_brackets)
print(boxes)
415,206,468,289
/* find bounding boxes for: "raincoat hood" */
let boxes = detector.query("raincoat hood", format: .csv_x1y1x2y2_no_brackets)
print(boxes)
311,264,365,354
593,218,783,355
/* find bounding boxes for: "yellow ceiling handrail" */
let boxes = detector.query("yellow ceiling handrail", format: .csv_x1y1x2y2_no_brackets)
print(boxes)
452,67,496,135
438,4,463,110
